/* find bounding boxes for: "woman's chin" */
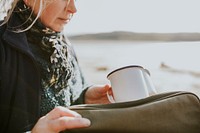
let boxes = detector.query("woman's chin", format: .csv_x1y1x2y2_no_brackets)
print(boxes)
49,25,64,32
53,27,63,32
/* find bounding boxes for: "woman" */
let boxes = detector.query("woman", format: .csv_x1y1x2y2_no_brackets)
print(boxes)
0,0,111,132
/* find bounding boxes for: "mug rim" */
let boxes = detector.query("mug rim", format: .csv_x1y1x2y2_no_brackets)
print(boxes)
107,65,146,78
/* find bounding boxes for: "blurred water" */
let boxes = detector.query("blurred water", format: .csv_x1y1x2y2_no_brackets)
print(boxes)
73,41,200,71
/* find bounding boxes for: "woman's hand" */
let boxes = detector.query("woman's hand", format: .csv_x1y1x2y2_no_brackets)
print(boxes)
31,106,91,133
84,84,112,104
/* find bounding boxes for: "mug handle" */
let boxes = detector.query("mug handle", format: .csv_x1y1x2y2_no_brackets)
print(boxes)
106,91,115,103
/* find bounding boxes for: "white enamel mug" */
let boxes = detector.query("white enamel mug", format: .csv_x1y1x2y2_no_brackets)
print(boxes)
107,65,157,103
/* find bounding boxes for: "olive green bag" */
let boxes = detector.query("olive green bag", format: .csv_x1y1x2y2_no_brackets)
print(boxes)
65,91,200,133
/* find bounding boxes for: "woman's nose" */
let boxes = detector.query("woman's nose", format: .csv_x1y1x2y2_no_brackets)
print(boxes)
65,0,77,14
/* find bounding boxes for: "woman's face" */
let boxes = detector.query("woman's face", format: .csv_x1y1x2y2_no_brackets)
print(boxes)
28,0,77,32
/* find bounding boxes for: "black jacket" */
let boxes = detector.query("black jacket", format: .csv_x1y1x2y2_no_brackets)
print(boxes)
0,14,85,132
0,15,41,133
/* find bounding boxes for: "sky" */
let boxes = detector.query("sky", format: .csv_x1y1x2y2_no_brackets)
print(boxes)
65,0,200,35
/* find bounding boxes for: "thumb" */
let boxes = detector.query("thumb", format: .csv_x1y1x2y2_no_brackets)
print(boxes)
99,84,111,93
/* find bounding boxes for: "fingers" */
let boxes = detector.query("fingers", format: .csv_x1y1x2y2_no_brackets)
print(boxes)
98,84,111,93
47,106,82,120
32,107,91,133
107,88,113,95
49,117,91,132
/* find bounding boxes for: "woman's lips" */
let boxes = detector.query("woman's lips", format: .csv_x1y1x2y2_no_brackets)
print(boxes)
58,18,70,24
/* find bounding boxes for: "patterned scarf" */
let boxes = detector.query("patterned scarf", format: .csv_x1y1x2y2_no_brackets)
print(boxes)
14,0,87,116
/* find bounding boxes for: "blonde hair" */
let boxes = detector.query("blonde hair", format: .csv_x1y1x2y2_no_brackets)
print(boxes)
0,0,19,22
0,0,72,32
0,0,45,32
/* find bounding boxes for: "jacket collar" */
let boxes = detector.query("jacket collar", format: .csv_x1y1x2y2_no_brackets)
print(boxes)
2,13,31,54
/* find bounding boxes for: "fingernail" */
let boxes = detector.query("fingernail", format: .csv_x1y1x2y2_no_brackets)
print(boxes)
75,114,82,118
82,118,91,126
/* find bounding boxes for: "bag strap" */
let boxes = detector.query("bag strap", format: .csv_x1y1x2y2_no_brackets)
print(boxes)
69,91,199,110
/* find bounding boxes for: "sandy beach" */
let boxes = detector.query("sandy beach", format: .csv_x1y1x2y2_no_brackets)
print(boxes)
72,40,200,98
